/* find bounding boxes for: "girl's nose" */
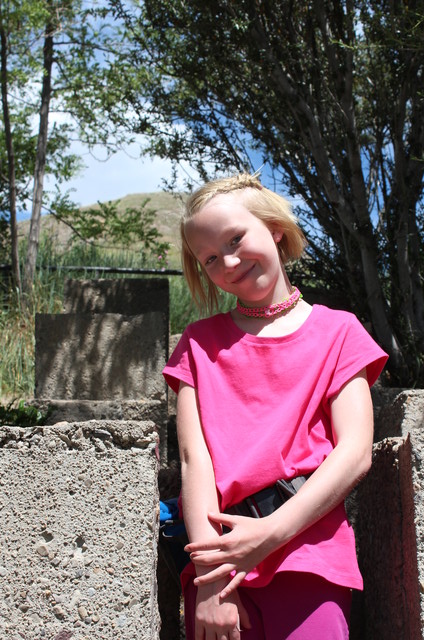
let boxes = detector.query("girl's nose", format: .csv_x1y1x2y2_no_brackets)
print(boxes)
223,253,240,269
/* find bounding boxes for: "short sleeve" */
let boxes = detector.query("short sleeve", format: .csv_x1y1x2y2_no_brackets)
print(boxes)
326,314,388,400
163,330,197,394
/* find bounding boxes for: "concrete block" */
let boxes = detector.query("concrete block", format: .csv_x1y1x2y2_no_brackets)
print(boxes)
409,427,424,634
351,437,421,639
349,391,424,639
0,420,160,640
374,389,424,441
63,278,169,316
29,399,170,466
30,399,166,428
35,312,168,401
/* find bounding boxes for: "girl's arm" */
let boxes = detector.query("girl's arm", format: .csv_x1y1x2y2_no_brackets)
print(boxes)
187,369,374,597
177,381,251,635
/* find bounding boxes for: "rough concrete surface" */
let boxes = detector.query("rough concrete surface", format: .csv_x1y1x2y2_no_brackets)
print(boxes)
29,399,169,467
30,399,166,429
0,421,160,640
374,389,424,441
63,279,169,317
35,312,167,402
409,427,424,635
351,437,421,640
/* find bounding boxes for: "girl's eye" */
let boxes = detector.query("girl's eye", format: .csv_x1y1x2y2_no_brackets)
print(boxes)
230,234,242,246
204,255,216,266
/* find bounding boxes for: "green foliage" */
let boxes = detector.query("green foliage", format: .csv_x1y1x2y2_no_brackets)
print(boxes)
55,198,171,269
0,217,10,262
0,266,63,398
0,399,50,427
1,0,148,292
169,274,236,334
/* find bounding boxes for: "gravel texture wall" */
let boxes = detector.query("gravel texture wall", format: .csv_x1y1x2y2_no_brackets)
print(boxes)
349,390,424,640
63,278,169,316
0,420,160,640
35,312,167,403
351,437,421,640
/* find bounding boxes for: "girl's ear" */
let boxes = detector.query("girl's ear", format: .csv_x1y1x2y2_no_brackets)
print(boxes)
271,229,283,244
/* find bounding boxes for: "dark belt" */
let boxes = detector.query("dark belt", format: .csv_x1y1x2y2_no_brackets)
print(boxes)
225,475,309,519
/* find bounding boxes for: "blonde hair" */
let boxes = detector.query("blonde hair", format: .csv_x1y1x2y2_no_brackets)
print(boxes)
181,173,306,312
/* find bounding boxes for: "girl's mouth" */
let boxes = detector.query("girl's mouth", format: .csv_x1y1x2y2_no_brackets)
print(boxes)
231,264,255,284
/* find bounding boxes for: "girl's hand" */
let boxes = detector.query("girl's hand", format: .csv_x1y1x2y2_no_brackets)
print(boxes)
187,512,275,598
195,582,251,639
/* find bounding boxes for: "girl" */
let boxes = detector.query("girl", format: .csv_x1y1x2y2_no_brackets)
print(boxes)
163,173,388,640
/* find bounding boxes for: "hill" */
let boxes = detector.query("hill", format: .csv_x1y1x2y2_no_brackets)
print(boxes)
18,192,185,266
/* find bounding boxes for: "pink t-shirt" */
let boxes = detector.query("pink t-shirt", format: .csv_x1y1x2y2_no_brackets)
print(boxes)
163,305,388,589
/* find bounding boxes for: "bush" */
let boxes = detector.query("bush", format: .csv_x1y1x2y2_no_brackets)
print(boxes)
0,399,50,427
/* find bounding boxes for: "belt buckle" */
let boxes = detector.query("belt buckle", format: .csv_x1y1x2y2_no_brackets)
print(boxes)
248,485,284,518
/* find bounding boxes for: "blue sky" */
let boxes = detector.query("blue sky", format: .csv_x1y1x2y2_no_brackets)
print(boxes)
58,145,177,207
16,138,185,222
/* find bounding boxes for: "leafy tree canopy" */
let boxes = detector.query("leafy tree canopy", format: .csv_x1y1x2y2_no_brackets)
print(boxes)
109,0,424,386
0,0,147,293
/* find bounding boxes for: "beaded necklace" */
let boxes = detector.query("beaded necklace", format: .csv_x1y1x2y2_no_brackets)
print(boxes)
236,286,302,318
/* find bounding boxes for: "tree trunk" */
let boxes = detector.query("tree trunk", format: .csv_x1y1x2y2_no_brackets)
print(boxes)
0,13,21,292
22,15,54,299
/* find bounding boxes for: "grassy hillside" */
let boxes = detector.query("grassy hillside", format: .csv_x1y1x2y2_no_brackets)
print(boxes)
18,191,185,268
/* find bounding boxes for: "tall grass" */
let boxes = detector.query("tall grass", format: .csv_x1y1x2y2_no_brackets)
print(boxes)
169,275,236,334
0,233,236,399
0,268,64,398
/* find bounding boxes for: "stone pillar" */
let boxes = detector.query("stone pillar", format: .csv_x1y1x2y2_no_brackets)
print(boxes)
34,278,170,463
0,420,160,640
350,390,424,640
34,312,167,403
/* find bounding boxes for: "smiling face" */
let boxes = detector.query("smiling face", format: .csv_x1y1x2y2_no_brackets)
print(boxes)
184,193,288,307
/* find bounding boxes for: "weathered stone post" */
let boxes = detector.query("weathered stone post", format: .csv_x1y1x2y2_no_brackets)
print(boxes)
350,390,424,640
0,278,174,640
0,420,160,639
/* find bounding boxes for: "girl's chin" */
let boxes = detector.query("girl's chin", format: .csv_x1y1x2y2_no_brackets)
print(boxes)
237,294,273,307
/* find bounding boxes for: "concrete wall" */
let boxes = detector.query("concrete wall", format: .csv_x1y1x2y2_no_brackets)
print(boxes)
63,278,169,316
35,312,167,402
0,420,160,640
349,390,424,640
33,399,166,427
35,278,169,404
34,277,170,462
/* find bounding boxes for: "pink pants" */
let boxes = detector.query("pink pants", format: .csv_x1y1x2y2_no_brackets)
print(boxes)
184,571,351,640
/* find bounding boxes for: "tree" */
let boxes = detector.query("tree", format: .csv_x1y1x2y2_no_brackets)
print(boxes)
22,0,55,294
57,197,170,268
0,0,141,300
110,0,424,386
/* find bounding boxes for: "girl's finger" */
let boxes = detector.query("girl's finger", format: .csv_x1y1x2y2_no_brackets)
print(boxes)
229,626,241,640
185,540,223,553
190,549,230,565
193,563,235,585
219,572,247,599
207,511,237,528
185,530,234,554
